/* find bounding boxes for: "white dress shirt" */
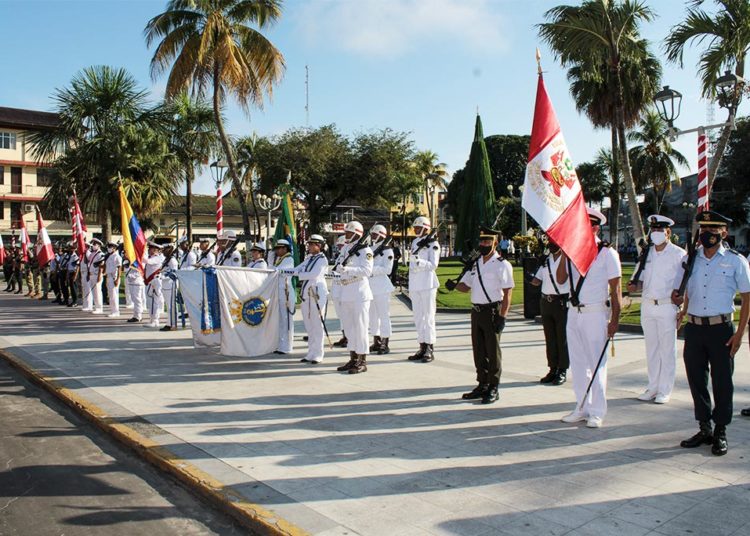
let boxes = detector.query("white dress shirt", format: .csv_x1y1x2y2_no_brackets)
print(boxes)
568,243,621,305
638,242,686,300
534,252,570,295
460,251,514,304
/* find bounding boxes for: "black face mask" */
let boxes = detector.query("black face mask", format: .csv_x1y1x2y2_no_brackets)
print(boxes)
548,244,560,254
478,245,493,256
699,231,721,249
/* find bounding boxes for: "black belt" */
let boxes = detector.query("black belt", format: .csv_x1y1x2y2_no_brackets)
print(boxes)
472,301,500,312
541,293,568,303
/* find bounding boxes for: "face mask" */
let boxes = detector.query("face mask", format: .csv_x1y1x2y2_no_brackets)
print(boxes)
699,231,721,249
478,245,493,256
650,231,667,246
548,244,560,254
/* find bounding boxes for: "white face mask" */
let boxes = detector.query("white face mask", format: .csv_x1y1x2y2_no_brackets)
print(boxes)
650,230,667,246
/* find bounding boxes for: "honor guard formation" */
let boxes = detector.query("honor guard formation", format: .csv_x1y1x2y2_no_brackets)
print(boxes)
5,210,750,456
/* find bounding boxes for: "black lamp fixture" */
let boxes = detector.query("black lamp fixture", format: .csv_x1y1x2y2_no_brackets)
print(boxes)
209,158,228,186
653,85,683,127
715,70,745,109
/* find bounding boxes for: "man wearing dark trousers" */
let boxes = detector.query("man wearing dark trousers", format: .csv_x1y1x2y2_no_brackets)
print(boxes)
531,235,569,385
445,227,514,404
672,210,750,456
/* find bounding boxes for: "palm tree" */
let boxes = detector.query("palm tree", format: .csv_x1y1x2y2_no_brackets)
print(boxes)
665,0,749,195
145,0,285,242
27,66,176,241
234,133,264,239
595,148,623,244
628,109,689,211
538,0,658,243
414,150,449,227
165,92,219,241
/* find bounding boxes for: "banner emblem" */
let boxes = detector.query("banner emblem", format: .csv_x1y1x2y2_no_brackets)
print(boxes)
230,296,268,326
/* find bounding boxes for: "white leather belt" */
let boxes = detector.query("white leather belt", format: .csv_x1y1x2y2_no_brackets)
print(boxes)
340,277,364,286
643,297,673,306
568,302,609,313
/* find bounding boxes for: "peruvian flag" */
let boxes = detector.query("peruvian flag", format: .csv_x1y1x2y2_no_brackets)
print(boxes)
71,194,87,258
35,207,54,267
0,233,5,265
18,217,31,262
522,74,598,275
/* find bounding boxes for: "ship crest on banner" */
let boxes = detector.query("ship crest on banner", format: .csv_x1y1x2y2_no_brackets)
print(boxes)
229,296,268,327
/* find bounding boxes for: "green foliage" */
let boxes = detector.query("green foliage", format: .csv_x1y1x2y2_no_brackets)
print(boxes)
713,117,750,224
576,161,610,204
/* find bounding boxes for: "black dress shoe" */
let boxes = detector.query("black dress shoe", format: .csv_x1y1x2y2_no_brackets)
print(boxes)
741,408,750,417
462,384,488,400
300,358,310,363
680,423,713,448
481,386,499,404
126,317,140,323
540,368,556,384
421,344,434,363
712,426,728,456
408,343,426,361
552,369,567,386
273,350,287,355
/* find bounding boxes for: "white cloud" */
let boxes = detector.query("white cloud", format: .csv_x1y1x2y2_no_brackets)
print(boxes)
294,0,508,57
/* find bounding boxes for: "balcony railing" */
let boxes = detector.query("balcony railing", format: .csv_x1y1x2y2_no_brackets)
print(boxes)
0,184,47,197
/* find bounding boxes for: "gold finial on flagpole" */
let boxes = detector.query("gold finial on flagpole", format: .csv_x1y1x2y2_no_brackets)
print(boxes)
536,48,542,75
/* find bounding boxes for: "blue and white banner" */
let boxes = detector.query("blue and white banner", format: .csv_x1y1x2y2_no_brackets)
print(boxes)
215,267,279,357
174,269,221,348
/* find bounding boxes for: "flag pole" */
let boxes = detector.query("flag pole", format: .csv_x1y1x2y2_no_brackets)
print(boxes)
536,48,542,75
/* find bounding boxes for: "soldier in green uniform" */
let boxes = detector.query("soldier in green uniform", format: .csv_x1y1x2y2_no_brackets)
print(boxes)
672,211,750,456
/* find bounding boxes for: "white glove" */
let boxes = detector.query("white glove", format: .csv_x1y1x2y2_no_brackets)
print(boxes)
412,258,425,268
334,264,347,274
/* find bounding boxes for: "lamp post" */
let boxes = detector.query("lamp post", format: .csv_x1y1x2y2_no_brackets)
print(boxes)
507,184,527,235
209,159,228,235
681,201,696,244
256,193,282,248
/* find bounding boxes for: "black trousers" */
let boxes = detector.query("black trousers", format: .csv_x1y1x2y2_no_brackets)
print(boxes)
50,271,60,298
67,273,77,304
683,322,734,426
540,297,569,370
471,305,502,387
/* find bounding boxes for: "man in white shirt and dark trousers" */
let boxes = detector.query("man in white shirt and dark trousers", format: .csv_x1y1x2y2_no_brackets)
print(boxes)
556,208,622,428
531,235,570,386
627,215,685,404
408,216,440,363
446,227,514,404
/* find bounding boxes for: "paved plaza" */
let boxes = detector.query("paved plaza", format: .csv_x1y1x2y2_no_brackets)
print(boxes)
1,292,750,536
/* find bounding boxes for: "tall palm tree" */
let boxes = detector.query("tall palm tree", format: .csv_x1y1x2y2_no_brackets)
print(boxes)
27,66,176,241
145,0,285,242
539,0,658,243
165,92,219,241
628,109,689,211
414,150,449,227
665,0,749,195
234,133,263,237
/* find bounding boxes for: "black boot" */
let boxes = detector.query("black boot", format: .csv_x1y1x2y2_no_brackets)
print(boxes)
377,337,390,355
540,368,556,384
462,384,488,400
333,332,348,348
712,425,728,456
408,343,426,361
369,335,382,353
348,354,367,374
421,344,434,363
337,351,358,372
482,385,499,404
680,421,713,448
552,369,567,386
741,408,750,417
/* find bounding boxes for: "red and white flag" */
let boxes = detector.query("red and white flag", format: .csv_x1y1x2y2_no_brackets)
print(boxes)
0,233,5,265
522,74,598,275
71,194,87,258
35,207,54,267
18,217,31,262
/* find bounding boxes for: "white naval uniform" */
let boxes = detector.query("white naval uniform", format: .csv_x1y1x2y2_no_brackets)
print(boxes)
273,254,296,353
179,249,198,271
409,236,441,344
292,253,328,362
144,253,165,327
369,242,395,338
217,248,242,267
247,258,268,269
126,264,145,320
80,249,92,310
336,244,374,355
566,242,621,420
196,250,216,268
637,242,685,399
86,249,104,313
330,247,347,338
163,255,179,328
105,251,122,317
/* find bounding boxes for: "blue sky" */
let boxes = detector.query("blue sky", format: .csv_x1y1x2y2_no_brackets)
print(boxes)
3,0,735,196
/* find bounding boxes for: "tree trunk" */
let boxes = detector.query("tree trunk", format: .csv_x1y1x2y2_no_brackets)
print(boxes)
609,125,620,248
102,208,112,244
186,166,194,242
424,181,432,226
213,66,252,242
243,168,263,240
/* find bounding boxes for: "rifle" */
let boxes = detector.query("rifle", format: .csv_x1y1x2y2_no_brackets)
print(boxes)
676,228,700,298
629,237,652,286
373,236,393,257
161,246,179,270
217,239,239,266
334,234,372,269
445,240,481,291
412,228,438,255
196,240,217,265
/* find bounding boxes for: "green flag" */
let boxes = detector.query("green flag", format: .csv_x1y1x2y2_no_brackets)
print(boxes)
272,193,299,266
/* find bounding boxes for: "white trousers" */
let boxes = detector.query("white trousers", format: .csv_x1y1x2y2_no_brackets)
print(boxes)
331,297,345,336
278,295,294,353
641,302,678,397
302,296,326,362
107,276,120,316
125,281,133,307
82,273,92,309
341,299,371,354
147,282,164,326
130,282,145,320
411,288,437,344
88,277,102,312
164,284,177,327
369,292,392,337
567,308,609,419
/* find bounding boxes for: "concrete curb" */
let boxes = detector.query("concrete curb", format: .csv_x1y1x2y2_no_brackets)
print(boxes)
0,347,309,536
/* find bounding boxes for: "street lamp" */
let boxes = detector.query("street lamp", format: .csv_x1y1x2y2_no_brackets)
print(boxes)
256,192,282,248
507,184,528,235
209,158,228,234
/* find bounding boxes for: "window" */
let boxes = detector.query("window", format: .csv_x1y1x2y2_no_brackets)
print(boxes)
10,167,21,194
0,165,4,185
0,132,16,150
0,201,4,220
10,202,21,226
36,167,57,187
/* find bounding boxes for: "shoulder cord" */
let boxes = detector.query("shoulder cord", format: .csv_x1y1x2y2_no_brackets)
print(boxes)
545,256,564,296
475,257,495,304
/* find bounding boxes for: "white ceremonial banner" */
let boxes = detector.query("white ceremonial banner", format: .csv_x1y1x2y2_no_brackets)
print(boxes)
215,267,280,357
174,270,221,348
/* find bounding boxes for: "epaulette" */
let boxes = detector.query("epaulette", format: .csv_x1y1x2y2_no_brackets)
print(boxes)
727,248,741,256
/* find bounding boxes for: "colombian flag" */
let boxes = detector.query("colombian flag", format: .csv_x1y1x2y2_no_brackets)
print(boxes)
119,185,147,270
272,191,299,265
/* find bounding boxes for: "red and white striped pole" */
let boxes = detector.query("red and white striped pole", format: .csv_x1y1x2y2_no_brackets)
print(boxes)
697,130,709,213
216,186,223,234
